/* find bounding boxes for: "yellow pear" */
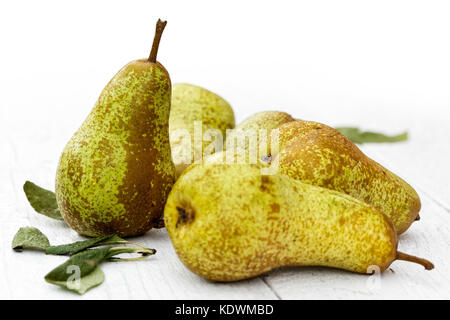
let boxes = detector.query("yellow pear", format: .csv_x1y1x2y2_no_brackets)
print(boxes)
164,163,433,282
271,120,421,234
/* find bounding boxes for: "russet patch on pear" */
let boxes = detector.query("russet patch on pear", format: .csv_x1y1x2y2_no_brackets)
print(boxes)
55,20,175,237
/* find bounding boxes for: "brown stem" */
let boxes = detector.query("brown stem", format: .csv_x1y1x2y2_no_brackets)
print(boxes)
415,214,421,221
152,217,165,229
396,251,434,270
148,19,167,62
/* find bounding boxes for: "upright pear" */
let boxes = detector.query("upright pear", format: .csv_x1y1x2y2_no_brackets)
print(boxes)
170,84,235,177
55,20,175,237
271,120,421,234
165,163,432,282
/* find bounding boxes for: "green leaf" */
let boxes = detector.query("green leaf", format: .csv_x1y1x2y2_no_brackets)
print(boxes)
45,246,156,294
12,227,51,252
45,234,126,256
23,181,63,220
45,247,112,282
46,266,104,295
335,127,408,144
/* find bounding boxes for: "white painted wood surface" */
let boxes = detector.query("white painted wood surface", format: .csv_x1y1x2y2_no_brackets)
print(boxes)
1,102,449,299
1,0,450,300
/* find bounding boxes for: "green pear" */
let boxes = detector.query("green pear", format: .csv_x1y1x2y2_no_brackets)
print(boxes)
270,120,421,234
233,111,294,131
164,163,433,281
226,111,294,157
55,19,175,237
169,84,235,177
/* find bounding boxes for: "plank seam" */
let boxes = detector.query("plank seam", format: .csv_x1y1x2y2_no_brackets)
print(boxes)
416,187,450,214
260,276,282,300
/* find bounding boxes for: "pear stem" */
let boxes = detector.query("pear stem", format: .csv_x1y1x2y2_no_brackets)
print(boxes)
396,251,434,270
148,19,167,62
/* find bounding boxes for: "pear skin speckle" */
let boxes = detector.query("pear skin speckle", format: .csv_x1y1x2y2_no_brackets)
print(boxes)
169,83,235,177
164,163,398,282
273,120,421,234
226,111,295,156
56,59,175,237
233,111,295,132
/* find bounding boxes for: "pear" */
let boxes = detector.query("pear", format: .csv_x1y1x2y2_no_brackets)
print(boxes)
226,111,294,157
169,84,235,177
164,163,433,282
55,19,175,237
232,111,294,132
270,120,421,234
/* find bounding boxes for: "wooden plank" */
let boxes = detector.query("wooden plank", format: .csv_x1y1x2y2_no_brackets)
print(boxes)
0,224,277,299
1,94,448,299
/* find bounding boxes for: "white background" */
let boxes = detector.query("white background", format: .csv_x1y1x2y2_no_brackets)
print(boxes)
1,0,450,299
